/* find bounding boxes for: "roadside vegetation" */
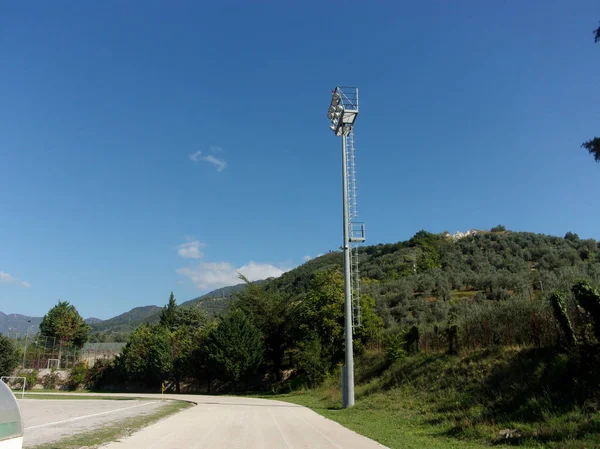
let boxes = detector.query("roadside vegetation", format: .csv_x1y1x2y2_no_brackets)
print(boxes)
4,227,600,447
272,344,600,448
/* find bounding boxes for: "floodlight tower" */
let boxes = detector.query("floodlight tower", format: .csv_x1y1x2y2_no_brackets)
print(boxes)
327,87,365,408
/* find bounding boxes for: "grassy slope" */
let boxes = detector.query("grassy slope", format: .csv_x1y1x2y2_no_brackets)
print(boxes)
269,347,600,449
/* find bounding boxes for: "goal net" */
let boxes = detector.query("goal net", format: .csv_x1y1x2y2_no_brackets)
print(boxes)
47,358,60,369
1,376,26,399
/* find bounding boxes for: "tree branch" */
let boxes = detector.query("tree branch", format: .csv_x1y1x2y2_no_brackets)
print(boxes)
582,137,600,163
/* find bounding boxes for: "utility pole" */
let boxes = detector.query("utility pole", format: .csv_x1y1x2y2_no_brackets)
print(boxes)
22,320,32,368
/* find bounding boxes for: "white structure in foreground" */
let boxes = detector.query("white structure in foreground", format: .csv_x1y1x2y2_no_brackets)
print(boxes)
0,380,23,449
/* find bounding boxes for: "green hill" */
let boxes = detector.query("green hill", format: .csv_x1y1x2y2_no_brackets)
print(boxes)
89,283,257,338
90,305,162,335
267,229,600,332
90,229,600,340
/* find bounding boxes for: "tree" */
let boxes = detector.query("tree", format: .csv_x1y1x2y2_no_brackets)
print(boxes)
159,292,178,330
0,335,20,376
118,323,172,387
581,23,600,161
549,291,577,346
565,232,580,242
174,306,208,329
299,269,383,372
572,280,600,339
490,225,507,233
582,138,600,163
205,309,263,390
300,269,346,368
234,275,294,380
40,300,90,348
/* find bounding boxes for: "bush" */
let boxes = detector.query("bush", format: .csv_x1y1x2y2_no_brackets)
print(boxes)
490,224,507,233
22,370,39,390
67,362,88,390
0,335,20,376
383,329,407,363
41,372,59,390
549,290,577,346
84,359,121,390
295,336,327,387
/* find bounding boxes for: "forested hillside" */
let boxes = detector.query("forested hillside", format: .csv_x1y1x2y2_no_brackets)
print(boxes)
88,284,251,340
59,228,600,446
269,229,600,333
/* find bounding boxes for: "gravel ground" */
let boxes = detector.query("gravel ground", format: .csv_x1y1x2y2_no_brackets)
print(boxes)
19,398,168,447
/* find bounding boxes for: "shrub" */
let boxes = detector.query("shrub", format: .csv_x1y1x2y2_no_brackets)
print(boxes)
295,336,327,387
41,372,59,390
85,359,117,390
549,290,577,346
23,370,39,390
67,362,88,390
383,329,407,363
572,280,600,339
0,335,20,376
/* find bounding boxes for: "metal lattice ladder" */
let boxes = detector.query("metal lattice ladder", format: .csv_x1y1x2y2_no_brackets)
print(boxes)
345,130,362,330
346,131,358,220
350,245,361,328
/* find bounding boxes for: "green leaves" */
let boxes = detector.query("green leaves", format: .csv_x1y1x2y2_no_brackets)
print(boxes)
0,334,20,376
549,290,577,346
205,309,263,387
159,292,178,330
118,323,172,387
581,137,600,163
40,300,90,348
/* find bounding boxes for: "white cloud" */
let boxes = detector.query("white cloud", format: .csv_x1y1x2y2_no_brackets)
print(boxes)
177,261,288,290
0,271,30,288
177,240,205,259
201,154,227,172
188,150,203,162
188,148,227,172
0,271,18,283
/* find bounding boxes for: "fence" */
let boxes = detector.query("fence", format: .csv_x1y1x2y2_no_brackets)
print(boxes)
416,296,565,353
6,335,125,369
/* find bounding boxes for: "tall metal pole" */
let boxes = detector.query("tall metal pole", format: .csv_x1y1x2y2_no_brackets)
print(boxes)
22,321,31,368
341,131,355,408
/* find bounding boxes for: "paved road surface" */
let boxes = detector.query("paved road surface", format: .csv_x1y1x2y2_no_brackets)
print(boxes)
42,393,387,449
19,398,166,447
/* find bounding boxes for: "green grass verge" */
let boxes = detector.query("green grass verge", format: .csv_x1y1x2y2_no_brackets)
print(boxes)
29,400,192,449
270,391,504,449
262,346,600,449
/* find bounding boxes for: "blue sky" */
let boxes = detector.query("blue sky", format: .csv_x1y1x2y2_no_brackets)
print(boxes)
1,1,599,319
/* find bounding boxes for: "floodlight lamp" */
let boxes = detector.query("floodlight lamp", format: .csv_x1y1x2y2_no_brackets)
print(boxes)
328,106,335,120
331,92,341,106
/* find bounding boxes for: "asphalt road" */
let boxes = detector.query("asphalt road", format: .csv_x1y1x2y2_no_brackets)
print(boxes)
19,398,167,447
23,393,387,449
103,394,387,449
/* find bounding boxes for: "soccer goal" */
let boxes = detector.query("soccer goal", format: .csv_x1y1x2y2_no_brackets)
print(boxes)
1,376,26,399
47,358,60,369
